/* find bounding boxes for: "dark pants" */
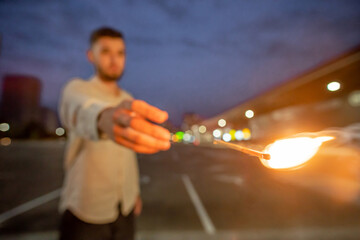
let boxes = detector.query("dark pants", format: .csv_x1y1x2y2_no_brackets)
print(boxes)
59,208,135,240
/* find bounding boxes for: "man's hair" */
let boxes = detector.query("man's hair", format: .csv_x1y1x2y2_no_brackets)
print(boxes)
89,27,124,46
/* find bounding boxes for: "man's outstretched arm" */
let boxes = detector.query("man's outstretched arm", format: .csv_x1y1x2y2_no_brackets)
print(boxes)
97,99,171,154
59,79,170,154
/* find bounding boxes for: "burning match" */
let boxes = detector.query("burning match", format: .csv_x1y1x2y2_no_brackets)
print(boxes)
214,135,335,170
260,136,335,170
213,139,271,160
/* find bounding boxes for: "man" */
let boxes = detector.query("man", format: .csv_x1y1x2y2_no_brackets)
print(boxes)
58,27,171,240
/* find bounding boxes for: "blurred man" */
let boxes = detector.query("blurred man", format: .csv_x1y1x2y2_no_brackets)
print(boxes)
58,27,171,240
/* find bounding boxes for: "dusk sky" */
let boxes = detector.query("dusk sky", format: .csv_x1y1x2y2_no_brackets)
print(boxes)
0,0,359,125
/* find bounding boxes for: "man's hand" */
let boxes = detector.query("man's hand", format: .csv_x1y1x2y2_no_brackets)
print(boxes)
97,99,171,154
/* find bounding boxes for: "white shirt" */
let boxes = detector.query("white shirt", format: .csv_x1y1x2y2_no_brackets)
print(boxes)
58,75,140,224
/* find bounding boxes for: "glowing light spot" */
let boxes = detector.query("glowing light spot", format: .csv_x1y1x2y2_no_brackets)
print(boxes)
235,130,244,141
260,136,334,170
213,129,222,138
185,130,193,135
229,129,236,141
0,123,10,132
199,125,207,134
327,81,341,92
242,128,251,140
175,131,184,142
183,133,192,142
245,110,254,119
218,119,226,127
55,127,65,136
348,90,360,107
171,134,178,142
191,125,199,132
1,137,11,146
222,133,231,142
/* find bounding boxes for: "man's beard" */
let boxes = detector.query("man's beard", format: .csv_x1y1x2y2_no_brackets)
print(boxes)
97,67,124,82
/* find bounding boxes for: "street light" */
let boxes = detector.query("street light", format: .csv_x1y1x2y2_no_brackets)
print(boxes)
245,110,254,119
218,119,226,127
327,81,341,92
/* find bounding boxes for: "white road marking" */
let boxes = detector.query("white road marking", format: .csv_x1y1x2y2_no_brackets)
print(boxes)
0,188,61,224
181,175,216,235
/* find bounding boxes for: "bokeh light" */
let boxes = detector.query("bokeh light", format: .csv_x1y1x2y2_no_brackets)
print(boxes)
183,133,192,142
218,119,226,127
0,123,10,132
245,110,254,119
55,127,65,136
327,81,341,92
1,137,11,146
213,129,222,138
348,90,360,107
175,131,184,142
235,130,244,141
222,133,232,142
171,134,178,142
229,129,236,141
243,128,251,140
199,125,207,134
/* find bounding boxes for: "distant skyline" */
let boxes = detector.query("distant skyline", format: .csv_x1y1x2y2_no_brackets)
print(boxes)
1,0,360,125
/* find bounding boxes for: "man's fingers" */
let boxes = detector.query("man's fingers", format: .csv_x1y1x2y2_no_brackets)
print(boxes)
113,108,132,127
113,113,170,141
114,126,170,151
130,117,170,141
131,100,168,124
114,135,159,154
110,100,170,153
115,99,168,125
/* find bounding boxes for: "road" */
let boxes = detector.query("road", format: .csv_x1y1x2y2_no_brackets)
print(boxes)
0,140,360,240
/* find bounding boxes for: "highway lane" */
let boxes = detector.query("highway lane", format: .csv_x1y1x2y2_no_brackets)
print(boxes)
0,140,360,239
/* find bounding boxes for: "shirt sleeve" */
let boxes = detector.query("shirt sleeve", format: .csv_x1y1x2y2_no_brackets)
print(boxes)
59,79,111,141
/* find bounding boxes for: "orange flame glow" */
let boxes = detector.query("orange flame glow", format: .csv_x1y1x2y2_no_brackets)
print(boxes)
260,136,335,170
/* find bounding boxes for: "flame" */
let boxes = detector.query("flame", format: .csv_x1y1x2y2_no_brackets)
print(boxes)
260,136,335,170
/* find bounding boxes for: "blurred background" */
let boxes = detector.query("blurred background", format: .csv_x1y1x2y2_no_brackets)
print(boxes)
0,1,360,239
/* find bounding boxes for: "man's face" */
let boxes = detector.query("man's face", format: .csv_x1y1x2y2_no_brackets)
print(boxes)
88,37,126,81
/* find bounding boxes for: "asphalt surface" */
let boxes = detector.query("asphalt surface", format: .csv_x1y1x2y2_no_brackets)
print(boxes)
0,140,360,240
